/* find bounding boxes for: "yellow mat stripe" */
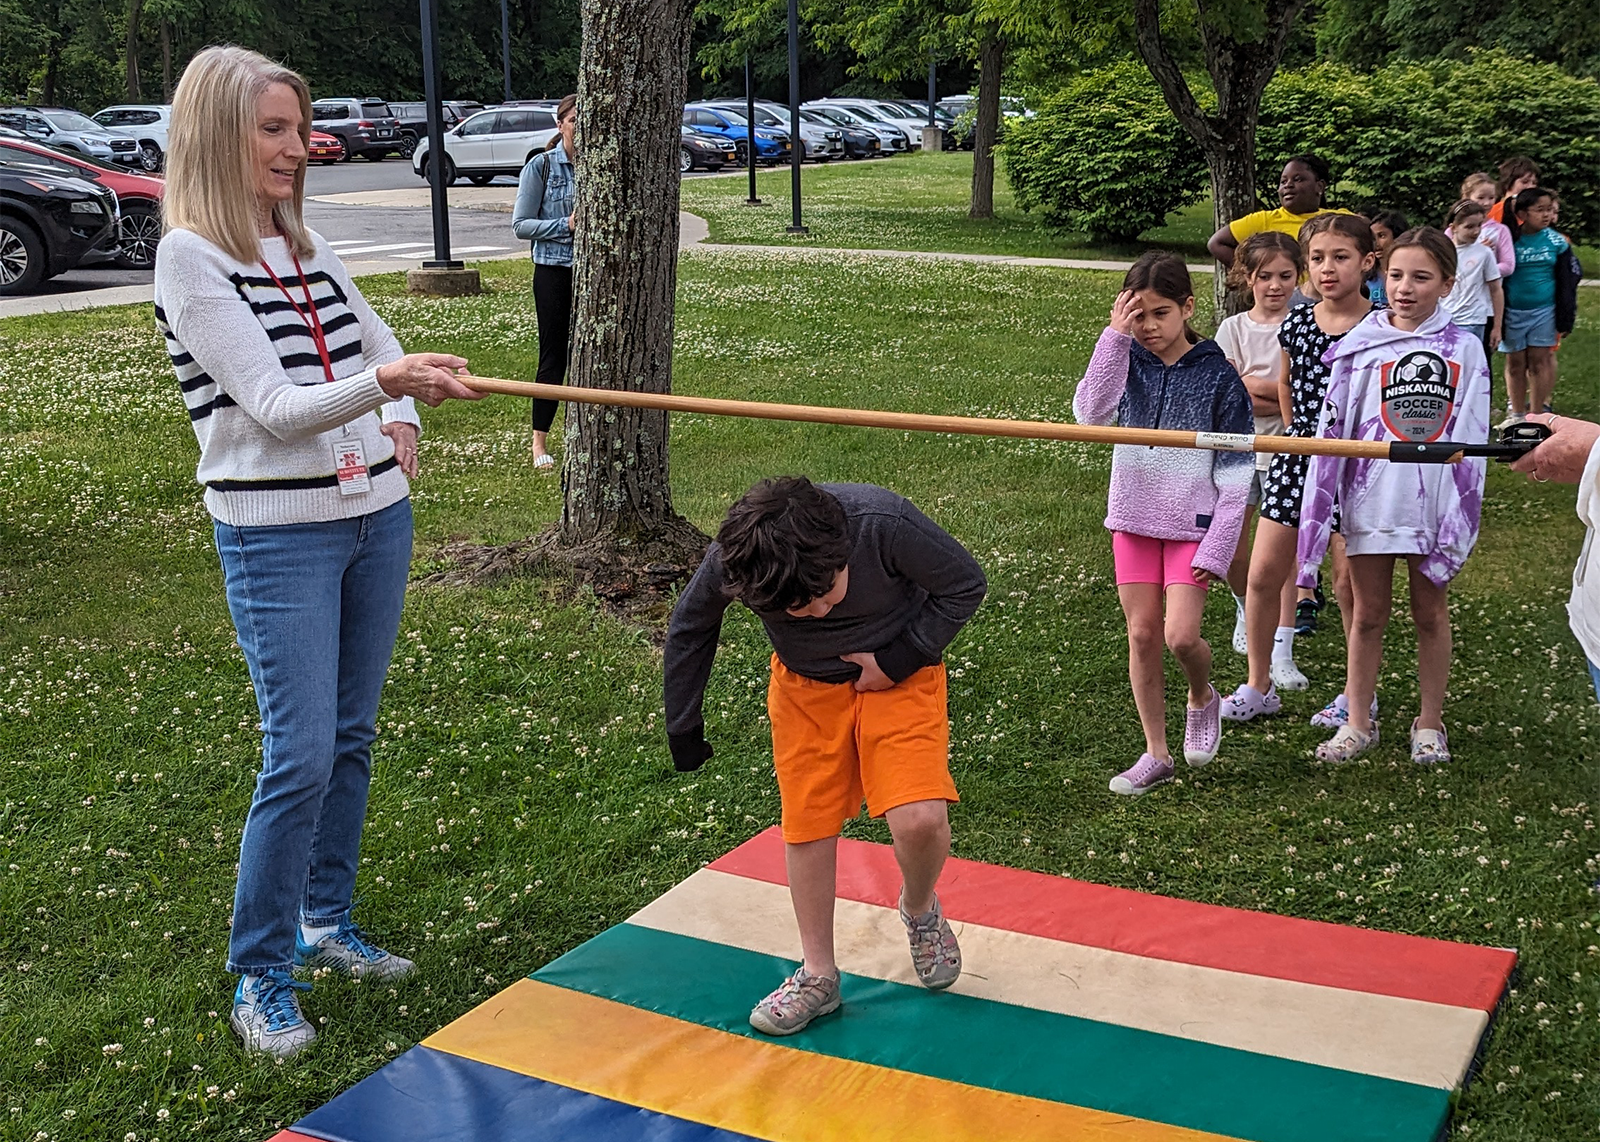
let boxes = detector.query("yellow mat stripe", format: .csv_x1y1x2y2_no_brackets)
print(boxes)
425,977,1248,1142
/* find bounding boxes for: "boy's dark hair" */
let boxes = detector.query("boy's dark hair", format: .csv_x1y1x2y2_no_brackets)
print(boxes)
1505,186,1555,240
716,476,850,612
1123,251,1198,343
1299,211,1374,258
1226,230,1304,294
1497,155,1539,196
1370,210,1409,237
1387,226,1457,279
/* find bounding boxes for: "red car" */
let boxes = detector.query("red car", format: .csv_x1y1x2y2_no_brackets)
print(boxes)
309,130,345,165
0,135,163,270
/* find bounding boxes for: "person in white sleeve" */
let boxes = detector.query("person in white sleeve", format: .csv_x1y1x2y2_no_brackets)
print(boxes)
154,45,482,1059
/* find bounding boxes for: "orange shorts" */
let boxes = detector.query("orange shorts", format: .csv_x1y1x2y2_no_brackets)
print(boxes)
766,654,958,844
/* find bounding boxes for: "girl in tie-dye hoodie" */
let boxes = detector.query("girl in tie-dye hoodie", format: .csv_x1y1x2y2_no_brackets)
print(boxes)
1074,252,1254,797
1297,227,1491,766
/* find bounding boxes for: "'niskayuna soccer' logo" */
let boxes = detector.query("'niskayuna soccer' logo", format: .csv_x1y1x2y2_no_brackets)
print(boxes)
1380,351,1459,442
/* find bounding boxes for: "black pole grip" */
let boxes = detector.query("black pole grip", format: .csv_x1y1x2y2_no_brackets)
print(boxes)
1388,442,1467,464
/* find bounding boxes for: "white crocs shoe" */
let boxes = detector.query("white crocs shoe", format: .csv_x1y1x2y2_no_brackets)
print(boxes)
1410,720,1450,765
1270,660,1309,691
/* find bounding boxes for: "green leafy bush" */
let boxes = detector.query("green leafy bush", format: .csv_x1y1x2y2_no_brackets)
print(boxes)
1006,50,1600,242
1000,62,1206,242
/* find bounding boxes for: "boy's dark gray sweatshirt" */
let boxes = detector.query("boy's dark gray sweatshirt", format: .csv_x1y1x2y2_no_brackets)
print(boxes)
663,484,986,770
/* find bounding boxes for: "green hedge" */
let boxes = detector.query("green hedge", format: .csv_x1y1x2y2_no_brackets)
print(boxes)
1006,50,1600,242
1000,62,1206,242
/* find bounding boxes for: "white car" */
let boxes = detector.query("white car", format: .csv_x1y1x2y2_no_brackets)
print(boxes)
807,99,927,151
91,105,171,172
802,103,908,153
412,106,559,186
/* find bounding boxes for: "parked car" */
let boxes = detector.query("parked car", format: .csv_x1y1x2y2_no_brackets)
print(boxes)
703,101,843,163
808,99,936,152
411,106,560,186
0,137,161,269
801,102,908,154
0,165,118,294
680,126,736,172
880,99,963,149
0,107,139,165
681,106,789,165
91,104,171,171
309,98,403,160
308,130,345,164
388,101,468,159
798,108,879,159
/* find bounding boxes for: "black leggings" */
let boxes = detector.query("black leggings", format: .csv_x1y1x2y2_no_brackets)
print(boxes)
531,261,574,434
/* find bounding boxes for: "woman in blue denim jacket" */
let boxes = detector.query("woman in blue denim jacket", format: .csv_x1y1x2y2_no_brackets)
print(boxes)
512,93,577,470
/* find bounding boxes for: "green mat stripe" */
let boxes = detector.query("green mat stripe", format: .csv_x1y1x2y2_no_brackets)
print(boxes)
531,923,1449,1142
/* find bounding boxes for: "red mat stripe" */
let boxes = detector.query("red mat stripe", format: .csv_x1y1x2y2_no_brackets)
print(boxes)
709,827,1515,1011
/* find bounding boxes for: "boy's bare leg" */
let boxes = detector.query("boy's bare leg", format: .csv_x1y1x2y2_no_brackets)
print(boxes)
885,799,950,916
785,836,839,977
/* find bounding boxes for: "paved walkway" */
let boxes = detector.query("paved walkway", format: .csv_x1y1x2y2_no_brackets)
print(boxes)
692,242,1215,274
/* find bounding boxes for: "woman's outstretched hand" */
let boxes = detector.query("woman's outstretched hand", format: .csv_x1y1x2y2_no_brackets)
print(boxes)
377,354,482,407
1508,414,1600,485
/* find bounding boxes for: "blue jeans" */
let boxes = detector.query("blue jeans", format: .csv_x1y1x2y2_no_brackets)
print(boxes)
215,498,412,974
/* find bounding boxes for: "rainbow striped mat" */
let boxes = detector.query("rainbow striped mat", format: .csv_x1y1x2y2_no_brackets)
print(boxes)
270,827,1515,1142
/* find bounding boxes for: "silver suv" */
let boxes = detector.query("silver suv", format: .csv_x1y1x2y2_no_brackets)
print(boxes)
309,98,403,161
0,107,139,165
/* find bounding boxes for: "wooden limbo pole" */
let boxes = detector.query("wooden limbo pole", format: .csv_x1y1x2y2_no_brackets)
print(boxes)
459,377,1510,465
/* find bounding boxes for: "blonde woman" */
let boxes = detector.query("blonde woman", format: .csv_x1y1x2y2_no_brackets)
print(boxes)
154,45,481,1058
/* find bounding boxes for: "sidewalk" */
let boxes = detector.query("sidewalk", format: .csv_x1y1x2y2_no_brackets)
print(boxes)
692,242,1216,274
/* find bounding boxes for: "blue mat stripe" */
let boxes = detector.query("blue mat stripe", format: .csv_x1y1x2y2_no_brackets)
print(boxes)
292,1044,766,1142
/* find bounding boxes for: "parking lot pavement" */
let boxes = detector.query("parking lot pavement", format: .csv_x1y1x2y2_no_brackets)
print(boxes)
2,158,729,316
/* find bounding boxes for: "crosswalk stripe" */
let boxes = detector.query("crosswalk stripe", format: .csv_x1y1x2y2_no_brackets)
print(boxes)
334,242,434,256
386,245,512,258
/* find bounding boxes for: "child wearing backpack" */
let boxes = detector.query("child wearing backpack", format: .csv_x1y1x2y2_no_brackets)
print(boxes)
1074,252,1254,795
1297,228,1491,763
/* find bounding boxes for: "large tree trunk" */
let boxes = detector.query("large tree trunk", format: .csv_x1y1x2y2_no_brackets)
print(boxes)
1131,0,1309,318
125,0,143,101
968,33,1003,220
559,0,706,564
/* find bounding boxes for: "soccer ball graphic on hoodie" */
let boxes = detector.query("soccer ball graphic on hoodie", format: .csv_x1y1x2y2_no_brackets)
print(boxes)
1380,350,1459,443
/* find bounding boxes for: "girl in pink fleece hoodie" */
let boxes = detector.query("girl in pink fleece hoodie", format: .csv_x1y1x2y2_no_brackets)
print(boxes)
1073,252,1254,796
1297,228,1491,765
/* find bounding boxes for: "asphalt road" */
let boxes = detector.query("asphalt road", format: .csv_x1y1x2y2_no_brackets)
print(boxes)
23,157,732,300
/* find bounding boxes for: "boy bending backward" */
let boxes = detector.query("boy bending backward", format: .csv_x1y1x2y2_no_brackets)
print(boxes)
665,478,987,1035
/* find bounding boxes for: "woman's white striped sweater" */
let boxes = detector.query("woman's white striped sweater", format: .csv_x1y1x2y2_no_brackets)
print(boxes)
153,227,419,526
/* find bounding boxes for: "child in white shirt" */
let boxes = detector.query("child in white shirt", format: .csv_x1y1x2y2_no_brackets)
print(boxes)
1440,200,1504,356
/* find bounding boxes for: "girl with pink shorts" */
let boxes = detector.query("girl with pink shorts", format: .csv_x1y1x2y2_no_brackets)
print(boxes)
1074,253,1255,796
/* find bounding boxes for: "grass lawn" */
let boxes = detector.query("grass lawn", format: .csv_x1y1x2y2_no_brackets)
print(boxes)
683,150,1600,269
2,250,1598,1141
683,150,1218,260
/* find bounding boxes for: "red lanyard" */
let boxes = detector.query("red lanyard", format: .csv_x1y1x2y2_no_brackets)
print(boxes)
258,251,335,383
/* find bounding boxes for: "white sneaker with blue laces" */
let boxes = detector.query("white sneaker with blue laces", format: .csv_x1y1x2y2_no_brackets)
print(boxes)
294,917,415,981
231,970,316,1058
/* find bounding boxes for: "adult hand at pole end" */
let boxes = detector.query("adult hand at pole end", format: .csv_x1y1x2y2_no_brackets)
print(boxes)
1507,414,1600,485
377,354,483,407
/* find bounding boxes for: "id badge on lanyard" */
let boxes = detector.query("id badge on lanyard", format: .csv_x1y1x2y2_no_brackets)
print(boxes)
260,252,371,496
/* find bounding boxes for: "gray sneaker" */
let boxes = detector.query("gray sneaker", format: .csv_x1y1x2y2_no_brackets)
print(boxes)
749,965,842,1035
900,891,961,990
294,918,415,981
231,970,317,1059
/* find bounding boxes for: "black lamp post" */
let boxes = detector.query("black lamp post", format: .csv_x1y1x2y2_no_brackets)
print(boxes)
785,0,807,234
420,0,460,269
500,0,513,103
744,55,760,205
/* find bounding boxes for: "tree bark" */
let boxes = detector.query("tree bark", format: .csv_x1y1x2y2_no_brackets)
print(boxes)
161,19,173,100
1131,0,1309,317
559,0,707,565
125,0,143,101
968,33,1003,220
